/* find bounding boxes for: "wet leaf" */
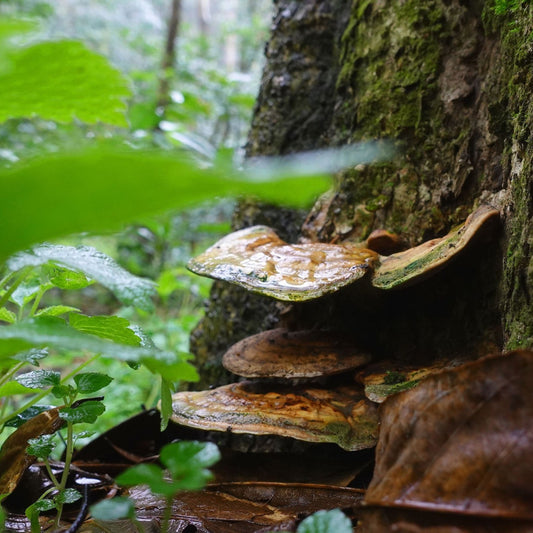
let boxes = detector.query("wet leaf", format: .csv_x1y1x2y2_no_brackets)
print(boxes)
8,245,156,311
26,434,56,459
55,488,82,505
0,308,16,324
12,348,48,366
35,305,81,318
365,351,533,519
74,372,113,394
188,226,377,302
168,381,379,451
59,401,105,424
0,407,63,494
15,369,60,389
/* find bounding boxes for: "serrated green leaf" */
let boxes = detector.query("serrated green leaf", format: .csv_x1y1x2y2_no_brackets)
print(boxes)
59,400,105,424
297,509,353,533
16,369,60,389
44,265,92,290
0,308,16,324
69,314,141,346
0,40,130,126
27,434,56,458
74,372,113,394
55,488,81,505
8,245,156,311
4,405,55,427
13,348,49,365
35,305,81,318
90,497,136,521
0,318,196,381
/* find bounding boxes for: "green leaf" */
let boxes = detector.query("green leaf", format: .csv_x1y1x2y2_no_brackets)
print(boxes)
0,317,196,381
116,463,178,497
0,40,130,126
0,380,38,398
74,372,113,394
297,509,353,533
90,497,136,521
59,400,105,424
160,378,172,431
160,441,220,491
8,245,156,310
27,434,56,459
44,265,92,290
4,405,55,427
0,308,16,324
35,305,81,318
16,369,60,389
13,348,49,365
10,279,41,307
69,314,142,346
55,488,82,505
145,355,199,383
27,498,55,513
51,384,76,399
0,147,334,261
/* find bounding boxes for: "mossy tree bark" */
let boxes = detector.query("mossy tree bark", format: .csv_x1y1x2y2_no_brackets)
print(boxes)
191,0,533,388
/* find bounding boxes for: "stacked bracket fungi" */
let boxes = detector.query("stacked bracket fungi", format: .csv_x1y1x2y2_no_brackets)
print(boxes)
167,205,499,453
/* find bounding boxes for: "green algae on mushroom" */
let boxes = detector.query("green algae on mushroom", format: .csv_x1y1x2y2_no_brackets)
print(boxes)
222,328,372,379
187,226,378,301
168,381,378,452
372,205,500,290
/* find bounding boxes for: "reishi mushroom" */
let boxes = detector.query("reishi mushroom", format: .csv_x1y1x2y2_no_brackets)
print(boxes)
187,225,378,301
222,328,371,379
166,205,500,453
169,381,378,452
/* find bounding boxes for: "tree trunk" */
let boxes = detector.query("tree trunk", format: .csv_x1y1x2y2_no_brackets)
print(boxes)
191,0,533,386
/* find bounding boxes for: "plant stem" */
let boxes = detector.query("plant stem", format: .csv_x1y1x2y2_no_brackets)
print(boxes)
161,496,172,533
0,361,24,387
54,422,74,526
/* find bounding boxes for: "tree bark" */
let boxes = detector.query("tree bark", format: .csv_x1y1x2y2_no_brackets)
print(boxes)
191,0,533,386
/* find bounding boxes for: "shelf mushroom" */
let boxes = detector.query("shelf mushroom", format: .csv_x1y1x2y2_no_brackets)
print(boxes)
187,225,378,301
222,328,371,379
371,204,499,289
170,204,500,452
187,205,499,298
168,381,378,452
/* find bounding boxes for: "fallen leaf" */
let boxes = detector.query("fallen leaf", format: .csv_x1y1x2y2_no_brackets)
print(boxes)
365,351,533,521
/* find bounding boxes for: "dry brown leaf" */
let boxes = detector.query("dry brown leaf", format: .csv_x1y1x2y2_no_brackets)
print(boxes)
0,407,63,495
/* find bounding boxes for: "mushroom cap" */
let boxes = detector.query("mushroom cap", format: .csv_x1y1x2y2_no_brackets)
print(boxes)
355,357,472,403
372,205,499,290
222,328,371,379
168,381,378,452
187,226,378,301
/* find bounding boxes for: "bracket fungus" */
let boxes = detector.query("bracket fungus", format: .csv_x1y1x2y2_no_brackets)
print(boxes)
187,225,378,301
169,381,378,452
169,205,500,454
222,328,371,379
371,204,499,290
